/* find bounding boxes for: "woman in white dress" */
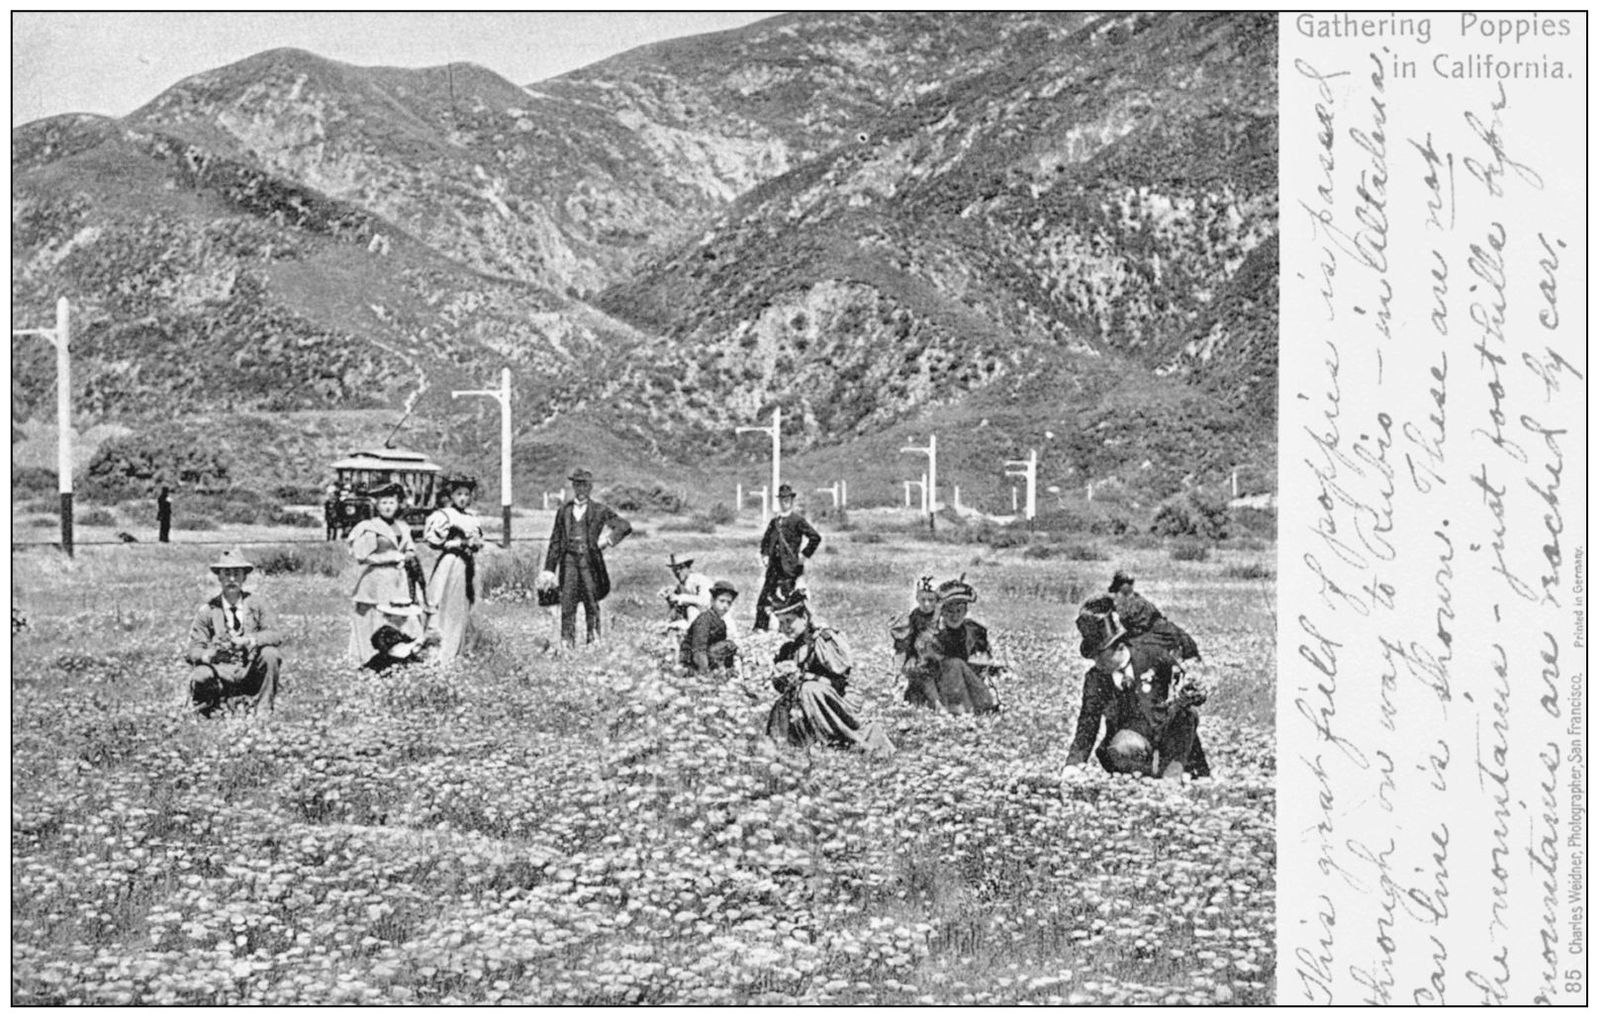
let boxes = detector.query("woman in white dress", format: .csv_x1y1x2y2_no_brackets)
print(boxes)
424,475,484,659
347,482,423,662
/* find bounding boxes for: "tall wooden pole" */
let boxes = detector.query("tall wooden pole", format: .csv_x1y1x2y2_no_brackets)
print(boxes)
56,298,72,557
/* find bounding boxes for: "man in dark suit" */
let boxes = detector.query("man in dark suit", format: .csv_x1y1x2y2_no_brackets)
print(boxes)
156,487,172,543
754,483,821,631
542,468,633,648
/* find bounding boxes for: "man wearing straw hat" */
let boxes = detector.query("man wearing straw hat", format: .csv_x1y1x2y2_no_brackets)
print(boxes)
540,467,634,648
186,548,284,718
661,552,712,634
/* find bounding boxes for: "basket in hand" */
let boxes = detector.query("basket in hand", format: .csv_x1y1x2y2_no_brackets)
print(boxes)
535,569,560,607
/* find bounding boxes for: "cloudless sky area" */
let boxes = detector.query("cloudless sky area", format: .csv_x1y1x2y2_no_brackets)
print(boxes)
11,11,773,126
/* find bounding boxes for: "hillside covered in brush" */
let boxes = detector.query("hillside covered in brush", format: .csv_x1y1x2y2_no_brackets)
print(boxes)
12,12,1276,505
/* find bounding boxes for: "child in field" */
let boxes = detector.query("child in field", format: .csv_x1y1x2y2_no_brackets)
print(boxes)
679,580,739,675
889,575,941,703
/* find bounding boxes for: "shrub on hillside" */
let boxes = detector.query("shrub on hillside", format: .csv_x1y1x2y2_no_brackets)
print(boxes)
703,502,736,527
254,544,347,577
1170,541,1212,562
1117,531,1163,551
602,484,688,514
174,515,220,532
76,507,117,527
12,467,58,498
1230,505,1277,540
1223,562,1274,580
82,433,231,500
1023,503,1136,536
273,483,325,504
218,501,262,525
266,507,321,528
660,516,716,534
849,531,884,544
1151,489,1231,540
1022,540,1107,561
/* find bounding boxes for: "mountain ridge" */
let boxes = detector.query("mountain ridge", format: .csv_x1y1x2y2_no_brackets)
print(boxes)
12,12,1277,508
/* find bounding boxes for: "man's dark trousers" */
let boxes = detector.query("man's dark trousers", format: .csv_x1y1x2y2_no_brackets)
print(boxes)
753,566,797,631
560,549,602,645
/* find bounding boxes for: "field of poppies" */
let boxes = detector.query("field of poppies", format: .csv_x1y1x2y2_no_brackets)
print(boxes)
10,522,1275,1004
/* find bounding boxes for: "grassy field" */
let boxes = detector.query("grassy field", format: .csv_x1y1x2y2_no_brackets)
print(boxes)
10,519,1274,1005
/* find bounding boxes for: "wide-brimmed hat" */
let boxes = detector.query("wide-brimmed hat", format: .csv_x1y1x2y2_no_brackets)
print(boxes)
776,484,797,500
769,588,810,618
568,468,594,484
667,552,695,571
208,548,254,573
379,599,421,618
937,576,977,605
1076,595,1128,658
710,580,739,599
370,625,417,658
1108,570,1137,594
442,474,478,494
363,481,406,500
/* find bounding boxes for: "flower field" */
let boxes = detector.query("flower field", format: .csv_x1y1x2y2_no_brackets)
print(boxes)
11,530,1275,1004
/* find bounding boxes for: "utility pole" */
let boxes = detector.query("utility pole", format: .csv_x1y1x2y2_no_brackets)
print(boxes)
815,484,843,509
1004,449,1039,521
13,298,72,556
746,485,769,520
903,478,927,511
900,434,937,530
735,407,781,512
452,367,513,547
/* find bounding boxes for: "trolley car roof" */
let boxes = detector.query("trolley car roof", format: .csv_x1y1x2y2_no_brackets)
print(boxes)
330,448,442,473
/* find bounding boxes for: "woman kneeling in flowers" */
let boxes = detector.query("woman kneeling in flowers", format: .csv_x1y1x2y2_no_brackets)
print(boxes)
916,576,1003,715
766,590,894,756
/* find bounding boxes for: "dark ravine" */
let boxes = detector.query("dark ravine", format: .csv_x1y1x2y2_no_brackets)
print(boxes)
11,11,1276,506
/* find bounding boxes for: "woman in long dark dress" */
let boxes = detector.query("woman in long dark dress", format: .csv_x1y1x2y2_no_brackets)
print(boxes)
765,591,894,756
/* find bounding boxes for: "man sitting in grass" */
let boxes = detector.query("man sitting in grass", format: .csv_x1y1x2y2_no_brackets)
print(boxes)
187,549,283,718
679,580,739,675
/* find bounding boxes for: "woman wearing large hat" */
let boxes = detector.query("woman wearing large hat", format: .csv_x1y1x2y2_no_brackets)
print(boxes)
909,576,1003,715
423,474,483,659
764,590,894,756
346,482,423,663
